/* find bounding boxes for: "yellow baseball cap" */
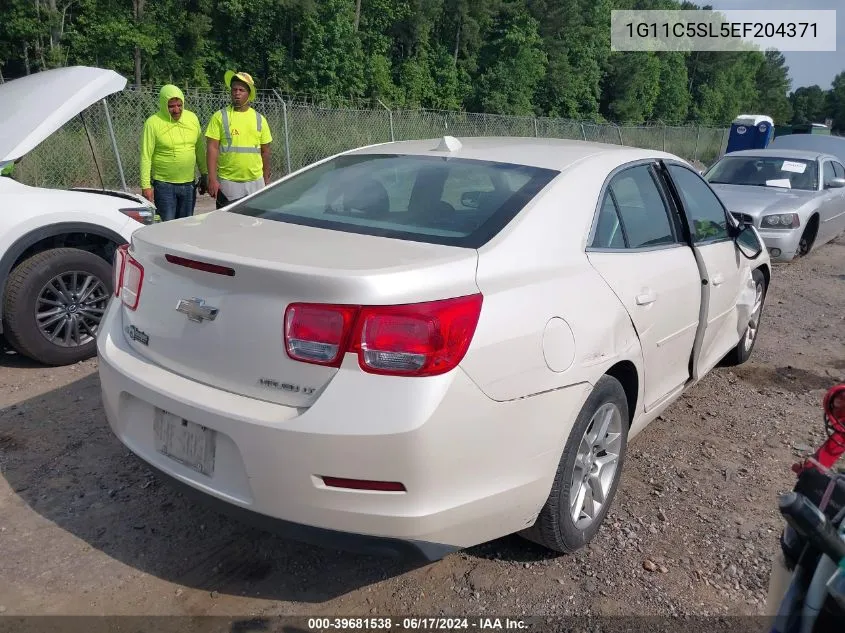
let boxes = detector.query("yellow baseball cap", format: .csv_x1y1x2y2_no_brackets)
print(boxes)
224,70,257,101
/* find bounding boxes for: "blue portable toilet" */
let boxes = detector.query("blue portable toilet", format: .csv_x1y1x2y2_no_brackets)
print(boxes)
726,114,774,153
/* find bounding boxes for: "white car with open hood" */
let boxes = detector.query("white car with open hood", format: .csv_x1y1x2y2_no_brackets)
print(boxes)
0,66,153,366
98,136,771,560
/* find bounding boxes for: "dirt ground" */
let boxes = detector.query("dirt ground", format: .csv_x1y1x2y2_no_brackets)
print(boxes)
1,235,844,619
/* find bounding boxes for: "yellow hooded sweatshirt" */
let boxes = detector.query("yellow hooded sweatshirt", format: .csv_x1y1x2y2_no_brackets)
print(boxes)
140,85,207,189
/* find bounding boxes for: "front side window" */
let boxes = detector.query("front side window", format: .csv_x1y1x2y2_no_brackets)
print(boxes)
823,161,837,187
228,154,558,248
668,164,730,243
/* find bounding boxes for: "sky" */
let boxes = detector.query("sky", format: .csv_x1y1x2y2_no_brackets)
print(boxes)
706,0,843,91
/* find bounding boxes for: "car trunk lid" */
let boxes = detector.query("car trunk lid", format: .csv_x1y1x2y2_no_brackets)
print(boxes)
120,211,480,407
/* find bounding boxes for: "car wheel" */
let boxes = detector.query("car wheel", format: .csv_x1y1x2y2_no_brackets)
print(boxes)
797,217,819,258
721,268,767,367
521,374,629,554
2,248,113,366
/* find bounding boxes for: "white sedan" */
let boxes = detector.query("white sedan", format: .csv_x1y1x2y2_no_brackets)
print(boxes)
98,136,771,560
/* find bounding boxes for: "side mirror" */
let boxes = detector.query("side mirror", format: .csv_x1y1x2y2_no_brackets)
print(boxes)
735,224,763,259
825,177,845,189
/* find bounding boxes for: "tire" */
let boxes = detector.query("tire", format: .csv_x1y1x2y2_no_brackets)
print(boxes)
2,248,114,366
797,218,819,258
721,268,767,367
521,374,630,554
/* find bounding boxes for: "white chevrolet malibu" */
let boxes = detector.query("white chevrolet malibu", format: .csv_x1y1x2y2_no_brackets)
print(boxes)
98,136,771,561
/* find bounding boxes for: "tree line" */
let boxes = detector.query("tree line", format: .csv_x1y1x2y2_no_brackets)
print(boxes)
2,0,844,130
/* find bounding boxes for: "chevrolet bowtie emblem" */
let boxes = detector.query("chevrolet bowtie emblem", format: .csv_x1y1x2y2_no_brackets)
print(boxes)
176,298,219,323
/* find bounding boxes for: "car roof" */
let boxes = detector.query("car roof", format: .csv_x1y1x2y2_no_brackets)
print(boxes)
345,136,680,172
721,148,828,161
769,134,845,163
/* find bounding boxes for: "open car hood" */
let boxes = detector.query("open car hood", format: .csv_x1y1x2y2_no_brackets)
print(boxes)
0,66,127,163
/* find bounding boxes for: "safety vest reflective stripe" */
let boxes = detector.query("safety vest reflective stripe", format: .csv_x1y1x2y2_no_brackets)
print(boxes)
219,108,262,154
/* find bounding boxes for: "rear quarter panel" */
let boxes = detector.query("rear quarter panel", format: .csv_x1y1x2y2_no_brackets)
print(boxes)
460,158,645,406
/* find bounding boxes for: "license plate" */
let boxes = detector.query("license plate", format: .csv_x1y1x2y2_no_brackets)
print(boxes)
153,409,216,477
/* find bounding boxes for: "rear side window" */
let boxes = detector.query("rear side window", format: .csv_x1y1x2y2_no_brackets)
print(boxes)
605,165,677,248
592,192,626,249
229,154,558,248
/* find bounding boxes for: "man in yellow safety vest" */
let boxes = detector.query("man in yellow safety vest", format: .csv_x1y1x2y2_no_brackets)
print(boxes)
205,71,272,209
140,84,208,221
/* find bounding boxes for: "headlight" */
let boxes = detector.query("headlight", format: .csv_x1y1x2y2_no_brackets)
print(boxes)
119,207,155,225
760,213,800,229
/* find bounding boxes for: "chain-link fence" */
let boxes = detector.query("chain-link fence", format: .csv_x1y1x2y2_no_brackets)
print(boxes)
14,87,729,191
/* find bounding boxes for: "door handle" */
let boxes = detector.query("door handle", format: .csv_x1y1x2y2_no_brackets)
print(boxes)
636,291,657,305
712,273,725,286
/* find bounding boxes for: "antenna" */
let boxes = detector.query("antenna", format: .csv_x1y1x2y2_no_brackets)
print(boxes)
434,136,462,153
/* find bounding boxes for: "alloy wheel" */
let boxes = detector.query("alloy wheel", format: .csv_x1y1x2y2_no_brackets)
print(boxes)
35,271,109,348
744,280,764,352
570,402,624,530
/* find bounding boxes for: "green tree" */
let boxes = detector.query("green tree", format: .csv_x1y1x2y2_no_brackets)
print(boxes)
789,85,829,124
828,72,845,133
530,0,611,120
652,53,690,124
0,0,45,78
473,3,546,115
294,0,366,100
755,49,792,123
601,52,662,123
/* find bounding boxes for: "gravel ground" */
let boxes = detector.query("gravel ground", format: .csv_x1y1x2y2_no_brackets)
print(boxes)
0,235,843,618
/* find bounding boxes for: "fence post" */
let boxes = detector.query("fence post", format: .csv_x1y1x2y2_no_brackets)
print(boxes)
377,99,395,142
662,125,667,152
617,126,624,145
273,90,292,175
533,118,538,137
101,98,127,192
694,126,701,162
581,123,587,141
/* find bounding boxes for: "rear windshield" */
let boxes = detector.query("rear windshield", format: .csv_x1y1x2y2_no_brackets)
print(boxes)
228,153,559,248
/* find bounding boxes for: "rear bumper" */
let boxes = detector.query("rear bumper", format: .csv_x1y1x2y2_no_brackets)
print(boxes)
144,458,456,562
96,300,592,559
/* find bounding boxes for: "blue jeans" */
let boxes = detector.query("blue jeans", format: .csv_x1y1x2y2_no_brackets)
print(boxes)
153,181,195,221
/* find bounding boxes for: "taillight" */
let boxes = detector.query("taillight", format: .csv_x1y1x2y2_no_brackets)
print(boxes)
112,244,145,310
283,294,483,377
284,304,358,366
113,244,127,297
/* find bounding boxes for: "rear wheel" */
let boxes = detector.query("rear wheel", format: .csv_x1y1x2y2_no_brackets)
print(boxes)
2,248,113,366
521,375,629,554
721,268,767,367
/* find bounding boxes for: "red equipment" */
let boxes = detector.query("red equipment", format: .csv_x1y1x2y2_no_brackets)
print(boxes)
793,384,845,474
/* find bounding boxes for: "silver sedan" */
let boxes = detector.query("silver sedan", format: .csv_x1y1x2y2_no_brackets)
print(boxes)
704,149,845,261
